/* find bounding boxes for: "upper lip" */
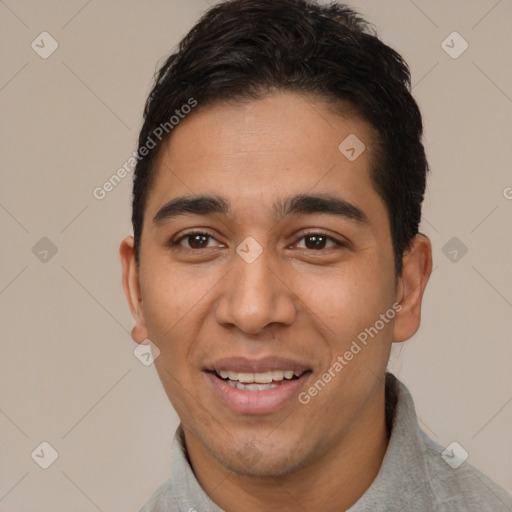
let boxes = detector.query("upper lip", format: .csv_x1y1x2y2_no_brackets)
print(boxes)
205,357,312,374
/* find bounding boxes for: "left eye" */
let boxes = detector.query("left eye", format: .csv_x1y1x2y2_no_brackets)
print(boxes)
172,232,343,251
295,233,344,250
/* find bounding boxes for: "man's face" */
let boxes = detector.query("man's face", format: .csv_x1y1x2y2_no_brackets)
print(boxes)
126,92,403,476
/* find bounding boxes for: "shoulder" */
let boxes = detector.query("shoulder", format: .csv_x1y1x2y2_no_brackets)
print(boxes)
420,432,512,511
139,479,178,512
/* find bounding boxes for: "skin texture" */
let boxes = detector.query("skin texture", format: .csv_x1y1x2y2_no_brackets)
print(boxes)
120,92,432,512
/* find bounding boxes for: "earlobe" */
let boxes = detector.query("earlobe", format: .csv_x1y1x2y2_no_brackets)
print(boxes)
392,234,432,343
119,236,149,344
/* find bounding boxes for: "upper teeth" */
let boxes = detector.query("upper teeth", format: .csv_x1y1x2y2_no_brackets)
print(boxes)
218,370,302,383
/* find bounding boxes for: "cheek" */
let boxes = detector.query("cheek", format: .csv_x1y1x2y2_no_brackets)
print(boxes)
140,258,214,336
297,257,395,334
299,262,396,407
139,258,224,394
138,269,194,373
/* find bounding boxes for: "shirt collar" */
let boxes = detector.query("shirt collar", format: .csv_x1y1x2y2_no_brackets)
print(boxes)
347,372,437,510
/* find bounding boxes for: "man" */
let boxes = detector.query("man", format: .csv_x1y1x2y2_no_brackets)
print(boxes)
120,1,512,510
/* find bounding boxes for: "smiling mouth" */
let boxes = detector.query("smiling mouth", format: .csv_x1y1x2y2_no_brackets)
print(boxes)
211,369,308,391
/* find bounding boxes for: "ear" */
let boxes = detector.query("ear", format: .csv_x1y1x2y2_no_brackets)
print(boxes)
120,235,149,344
392,233,432,343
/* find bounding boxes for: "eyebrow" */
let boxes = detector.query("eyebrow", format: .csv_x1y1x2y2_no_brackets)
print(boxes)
153,193,369,225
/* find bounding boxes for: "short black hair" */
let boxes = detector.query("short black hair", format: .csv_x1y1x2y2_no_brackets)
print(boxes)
131,0,429,275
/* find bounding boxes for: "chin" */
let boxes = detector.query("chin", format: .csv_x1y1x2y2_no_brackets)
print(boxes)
212,440,311,478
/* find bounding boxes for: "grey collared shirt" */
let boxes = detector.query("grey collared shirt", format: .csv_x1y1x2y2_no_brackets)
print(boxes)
140,373,512,511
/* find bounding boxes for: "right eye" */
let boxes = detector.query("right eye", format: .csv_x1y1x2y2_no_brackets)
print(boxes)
171,231,225,250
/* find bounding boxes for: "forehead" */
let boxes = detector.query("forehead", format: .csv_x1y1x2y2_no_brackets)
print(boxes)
145,92,385,223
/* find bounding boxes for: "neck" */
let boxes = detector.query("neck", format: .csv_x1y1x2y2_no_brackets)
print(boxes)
185,383,390,512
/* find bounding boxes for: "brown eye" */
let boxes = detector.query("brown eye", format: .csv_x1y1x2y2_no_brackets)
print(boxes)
187,234,210,249
296,233,344,250
172,232,218,249
304,234,328,250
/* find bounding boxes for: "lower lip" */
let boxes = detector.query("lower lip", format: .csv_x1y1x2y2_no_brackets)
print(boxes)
204,371,311,415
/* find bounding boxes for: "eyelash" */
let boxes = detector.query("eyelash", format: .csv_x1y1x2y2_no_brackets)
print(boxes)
170,231,347,251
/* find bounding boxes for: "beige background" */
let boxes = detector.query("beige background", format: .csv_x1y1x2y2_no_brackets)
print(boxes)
1,0,511,510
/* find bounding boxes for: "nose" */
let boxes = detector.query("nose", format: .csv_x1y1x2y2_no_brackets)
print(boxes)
214,248,297,335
